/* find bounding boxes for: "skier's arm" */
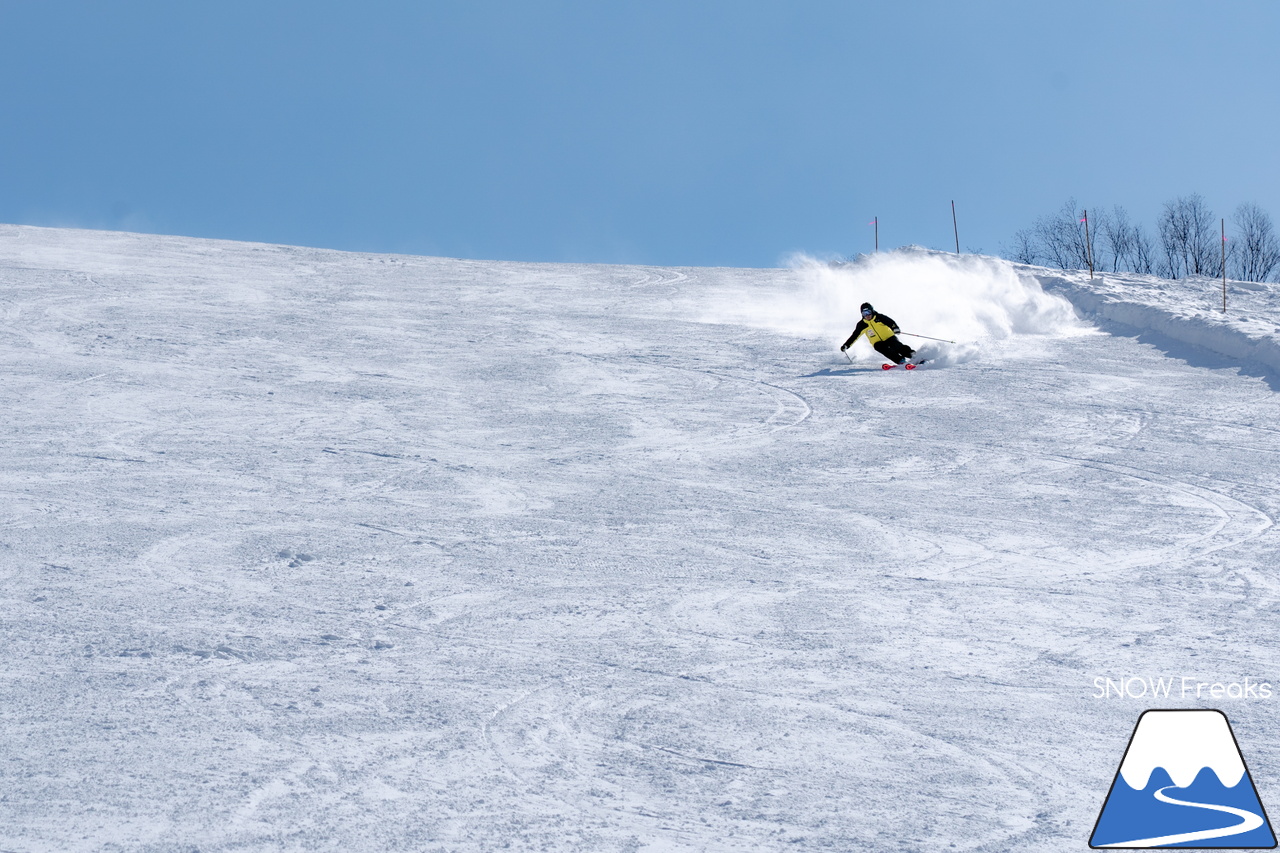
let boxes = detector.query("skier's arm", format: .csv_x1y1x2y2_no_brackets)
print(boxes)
841,320,868,350
877,313,901,334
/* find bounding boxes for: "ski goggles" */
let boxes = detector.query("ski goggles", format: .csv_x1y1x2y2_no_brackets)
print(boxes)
861,309,874,317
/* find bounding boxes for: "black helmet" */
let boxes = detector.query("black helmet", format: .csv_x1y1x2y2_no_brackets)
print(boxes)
860,302,874,315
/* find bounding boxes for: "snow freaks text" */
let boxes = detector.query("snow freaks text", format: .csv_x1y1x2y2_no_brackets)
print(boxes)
1093,676,1273,700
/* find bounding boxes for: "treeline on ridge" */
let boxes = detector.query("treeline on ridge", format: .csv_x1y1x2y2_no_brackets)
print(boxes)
1005,195,1280,283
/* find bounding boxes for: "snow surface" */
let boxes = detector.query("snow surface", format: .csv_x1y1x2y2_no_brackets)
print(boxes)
2,227,1280,851
1028,263,1280,383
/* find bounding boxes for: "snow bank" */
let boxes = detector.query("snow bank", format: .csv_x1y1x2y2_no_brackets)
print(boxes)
1027,267,1280,376
699,248,1083,365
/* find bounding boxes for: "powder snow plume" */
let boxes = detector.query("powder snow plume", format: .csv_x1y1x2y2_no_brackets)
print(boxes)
701,248,1084,365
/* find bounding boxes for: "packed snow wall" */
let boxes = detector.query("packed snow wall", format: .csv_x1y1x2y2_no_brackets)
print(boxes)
1030,268,1280,378
700,248,1084,364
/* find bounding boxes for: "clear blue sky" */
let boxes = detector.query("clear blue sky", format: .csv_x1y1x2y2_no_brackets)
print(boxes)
2,1,1277,267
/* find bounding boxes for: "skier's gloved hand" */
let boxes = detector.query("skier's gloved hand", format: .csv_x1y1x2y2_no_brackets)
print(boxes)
839,344,848,352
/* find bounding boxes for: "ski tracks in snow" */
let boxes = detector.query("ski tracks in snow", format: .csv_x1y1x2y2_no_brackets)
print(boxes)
870,423,1275,586
913,449,1270,585
1042,454,1274,570
476,648,1031,851
569,353,812,458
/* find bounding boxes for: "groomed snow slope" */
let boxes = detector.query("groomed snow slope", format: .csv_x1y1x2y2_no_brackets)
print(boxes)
2,228,1279,852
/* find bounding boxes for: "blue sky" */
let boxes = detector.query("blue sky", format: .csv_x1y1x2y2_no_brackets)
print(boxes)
2,1,1277,267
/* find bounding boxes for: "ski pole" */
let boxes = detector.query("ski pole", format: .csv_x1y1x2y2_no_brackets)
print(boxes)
899,332,956,344
843,350,854,364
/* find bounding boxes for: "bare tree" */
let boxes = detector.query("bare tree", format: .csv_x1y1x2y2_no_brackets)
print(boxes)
1004,228,1039,265
1100,206,1130,272
1083,207,1109,273
1131,224,1157,275
1030,201,1073,269
1007,196,1278,280
1027,198,1094,270
1100,205,1148,272
1099,205,1158,274
1229,202,1280,283
1157,194,1219,278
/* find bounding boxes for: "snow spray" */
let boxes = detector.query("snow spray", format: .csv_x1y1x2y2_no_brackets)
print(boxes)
700,248,1084,366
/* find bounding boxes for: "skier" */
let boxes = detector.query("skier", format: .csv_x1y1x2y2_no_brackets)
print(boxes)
840,302,917,366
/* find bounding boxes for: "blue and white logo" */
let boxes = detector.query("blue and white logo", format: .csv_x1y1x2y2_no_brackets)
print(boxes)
1091,710,1276,848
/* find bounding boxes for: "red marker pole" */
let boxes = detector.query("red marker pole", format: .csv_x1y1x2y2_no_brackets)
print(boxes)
1222,219,1227,312
1082,210,1094,279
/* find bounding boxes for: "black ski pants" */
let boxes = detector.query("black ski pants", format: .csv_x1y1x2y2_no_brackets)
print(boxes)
873,336,915,364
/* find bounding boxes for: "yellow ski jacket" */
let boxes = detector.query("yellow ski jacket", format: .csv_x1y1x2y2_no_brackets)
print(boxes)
842,312,901,349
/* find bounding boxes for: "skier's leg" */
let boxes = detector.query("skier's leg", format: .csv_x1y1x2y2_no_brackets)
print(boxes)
877,339,913,364
872,341,902,364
